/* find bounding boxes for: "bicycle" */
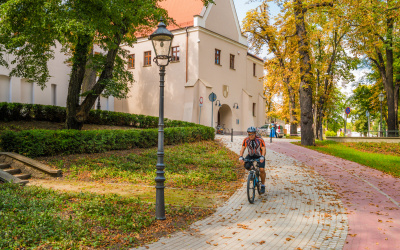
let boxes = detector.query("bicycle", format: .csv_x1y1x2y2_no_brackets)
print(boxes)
245,158,262,204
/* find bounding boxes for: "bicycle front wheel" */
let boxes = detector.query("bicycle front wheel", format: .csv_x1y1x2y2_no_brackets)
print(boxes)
247,173,256,204
256,174,261,195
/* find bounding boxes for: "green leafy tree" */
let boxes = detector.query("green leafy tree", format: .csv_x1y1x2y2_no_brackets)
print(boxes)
325,88,346,133
349,85,375,134
344,0,400,136
0,0,213,129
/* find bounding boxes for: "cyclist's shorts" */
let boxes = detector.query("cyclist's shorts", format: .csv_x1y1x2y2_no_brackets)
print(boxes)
244,155,265,169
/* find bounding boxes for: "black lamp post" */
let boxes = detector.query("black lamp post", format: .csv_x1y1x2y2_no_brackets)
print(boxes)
149,18,174,220
378,92,384,137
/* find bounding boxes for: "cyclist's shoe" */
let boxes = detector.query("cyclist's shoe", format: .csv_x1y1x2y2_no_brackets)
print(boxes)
260,185,266,194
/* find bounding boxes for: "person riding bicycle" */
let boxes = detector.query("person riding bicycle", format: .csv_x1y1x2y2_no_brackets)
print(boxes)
239,126,266,194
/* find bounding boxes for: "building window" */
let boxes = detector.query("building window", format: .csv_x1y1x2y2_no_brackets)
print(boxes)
253,63,256,76
230,54,235,69
51,84,57,106
144,51,151,66
215,49,221,65
171,46,180,62
128,54,135,69
253,103,256,117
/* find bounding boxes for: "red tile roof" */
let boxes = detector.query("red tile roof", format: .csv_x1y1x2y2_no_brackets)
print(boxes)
159,0,205,30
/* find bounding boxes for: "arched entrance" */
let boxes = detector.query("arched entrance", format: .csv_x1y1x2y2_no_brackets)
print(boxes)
217,104,233,132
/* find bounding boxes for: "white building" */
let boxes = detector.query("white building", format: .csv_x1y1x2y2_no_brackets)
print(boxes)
115,0,265,132
0,0,266,132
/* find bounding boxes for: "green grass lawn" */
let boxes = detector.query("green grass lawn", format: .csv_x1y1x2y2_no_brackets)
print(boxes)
0,183,210,249
295,140,400,177
41,141,243,191
1,140,243,249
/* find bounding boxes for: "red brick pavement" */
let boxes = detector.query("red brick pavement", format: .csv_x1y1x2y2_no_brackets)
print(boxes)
266,141,400,250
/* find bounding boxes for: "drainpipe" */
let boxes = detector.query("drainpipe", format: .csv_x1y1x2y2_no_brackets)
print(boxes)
186,27,189,83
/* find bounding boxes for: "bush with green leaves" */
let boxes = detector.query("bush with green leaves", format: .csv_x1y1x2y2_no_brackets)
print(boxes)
325,131,337,137
0,102,196,128
0,126,215,157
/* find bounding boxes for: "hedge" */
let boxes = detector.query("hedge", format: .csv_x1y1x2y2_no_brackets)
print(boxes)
0,102,195,128
0,126,215,157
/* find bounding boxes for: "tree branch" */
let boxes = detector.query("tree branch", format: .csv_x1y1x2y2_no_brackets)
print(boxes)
304,2,333,12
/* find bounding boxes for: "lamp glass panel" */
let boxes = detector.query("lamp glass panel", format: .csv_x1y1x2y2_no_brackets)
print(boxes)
379,93,384,101
152,39,172,58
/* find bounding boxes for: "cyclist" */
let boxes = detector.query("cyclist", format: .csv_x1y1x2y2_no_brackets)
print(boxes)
239,126,266,194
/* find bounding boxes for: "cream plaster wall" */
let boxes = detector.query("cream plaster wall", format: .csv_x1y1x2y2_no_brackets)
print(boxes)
115,30,265,132
116,28,200,121
0,75,11,102
197,29,247,130
0,48,71,106
204,0,239,42
0,45,114,110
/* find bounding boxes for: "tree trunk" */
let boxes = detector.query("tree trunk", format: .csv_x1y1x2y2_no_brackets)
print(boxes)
295,0,314,145
385,19,396,137
65,35,92,130
288,87,298,135
76,44,120,122
394,81,399,135
82,49,98,93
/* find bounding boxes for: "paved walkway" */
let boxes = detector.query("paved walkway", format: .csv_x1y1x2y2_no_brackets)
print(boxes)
137,136,348,249
266,139,400,249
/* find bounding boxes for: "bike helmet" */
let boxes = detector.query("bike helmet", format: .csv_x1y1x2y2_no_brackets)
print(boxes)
247,126,257,133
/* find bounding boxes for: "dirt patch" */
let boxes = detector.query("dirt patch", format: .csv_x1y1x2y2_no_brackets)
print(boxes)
28,179,231,208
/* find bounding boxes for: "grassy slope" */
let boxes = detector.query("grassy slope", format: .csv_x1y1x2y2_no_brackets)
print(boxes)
1,140,243,249
296,141,400,177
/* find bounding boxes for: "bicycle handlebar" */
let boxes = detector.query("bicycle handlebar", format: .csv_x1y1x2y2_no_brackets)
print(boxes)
244,158,262,163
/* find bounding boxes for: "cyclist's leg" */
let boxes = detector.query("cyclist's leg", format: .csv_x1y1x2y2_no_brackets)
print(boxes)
259,159,266,185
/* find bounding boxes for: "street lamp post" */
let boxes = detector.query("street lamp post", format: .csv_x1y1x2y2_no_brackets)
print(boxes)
378,92,384,137
149,18,174,220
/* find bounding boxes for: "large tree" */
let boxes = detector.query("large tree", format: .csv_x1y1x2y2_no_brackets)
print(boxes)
345,0,400,136
0,0,212,130
243,2,300,136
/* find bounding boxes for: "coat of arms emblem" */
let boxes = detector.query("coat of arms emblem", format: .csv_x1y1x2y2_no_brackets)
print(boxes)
223,85,229,98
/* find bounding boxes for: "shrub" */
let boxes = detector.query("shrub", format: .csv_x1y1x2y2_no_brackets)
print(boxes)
325,131,337,137
0,126,215,157
0,102,197,128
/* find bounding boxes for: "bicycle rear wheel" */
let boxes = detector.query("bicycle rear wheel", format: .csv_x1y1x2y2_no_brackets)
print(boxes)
247,173,255,204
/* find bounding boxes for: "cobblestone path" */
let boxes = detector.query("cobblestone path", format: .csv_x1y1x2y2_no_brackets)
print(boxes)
266,139,400,249
136,136,348,249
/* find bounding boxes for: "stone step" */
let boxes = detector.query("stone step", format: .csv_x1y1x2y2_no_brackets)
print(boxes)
3,168,21,175
16,180,29,185
14,173,31,180
0,163,11,169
